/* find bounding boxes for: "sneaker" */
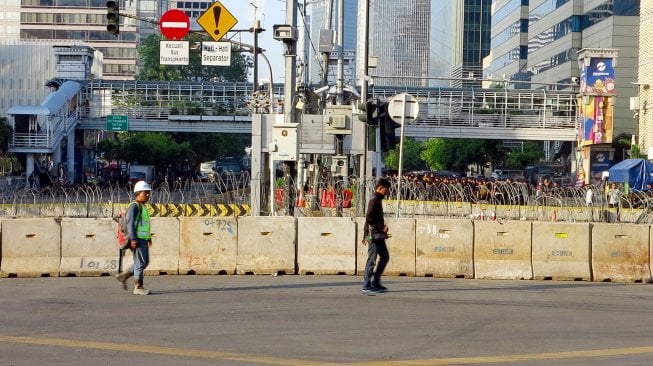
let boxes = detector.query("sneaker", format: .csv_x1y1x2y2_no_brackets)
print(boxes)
372,284,388,292
133,287,151,295
114,273,128,290
361,286,381,294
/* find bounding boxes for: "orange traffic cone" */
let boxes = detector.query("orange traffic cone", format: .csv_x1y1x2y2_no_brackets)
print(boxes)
297,190,305,207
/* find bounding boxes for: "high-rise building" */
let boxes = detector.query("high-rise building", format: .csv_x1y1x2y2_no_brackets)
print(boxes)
362,0,431,87
451,0,492,87
636,1,653,155
485,0,640,137
0,0,167,81
309,0,358,86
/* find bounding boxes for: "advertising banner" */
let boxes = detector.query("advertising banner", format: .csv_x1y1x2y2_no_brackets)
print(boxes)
580,57,615,96
589,150,612,184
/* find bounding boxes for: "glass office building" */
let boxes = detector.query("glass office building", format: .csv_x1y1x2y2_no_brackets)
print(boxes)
0,0,167,80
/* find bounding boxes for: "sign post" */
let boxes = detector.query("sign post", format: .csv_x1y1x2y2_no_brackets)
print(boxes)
159,9,190,40
388,93,419,217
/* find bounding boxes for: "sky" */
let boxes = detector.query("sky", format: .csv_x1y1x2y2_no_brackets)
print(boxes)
219,0,288,83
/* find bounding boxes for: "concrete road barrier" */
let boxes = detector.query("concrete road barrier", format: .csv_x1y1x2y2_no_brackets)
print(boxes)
179,217,237,275
147,217,180,275
494,204,521,220
1,218,60,277
532,222,591,281
297,217,356,275
474,220,532,280
591,223,651,283
357,218,416,277
236,216,296,275
416,218,473,278
60,218,120,276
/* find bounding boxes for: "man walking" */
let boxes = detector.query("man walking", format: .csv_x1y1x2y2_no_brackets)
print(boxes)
115,180,153,295
362,178,392,294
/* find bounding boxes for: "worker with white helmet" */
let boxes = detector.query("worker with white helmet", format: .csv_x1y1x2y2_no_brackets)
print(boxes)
115,180,153,295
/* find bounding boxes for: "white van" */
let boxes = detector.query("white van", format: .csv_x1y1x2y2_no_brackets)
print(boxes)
199,161,216,181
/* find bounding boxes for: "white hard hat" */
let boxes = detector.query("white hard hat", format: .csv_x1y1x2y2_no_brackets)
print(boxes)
133,180,152,193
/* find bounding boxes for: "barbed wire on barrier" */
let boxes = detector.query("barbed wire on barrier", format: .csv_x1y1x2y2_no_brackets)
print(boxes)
2,173,653,224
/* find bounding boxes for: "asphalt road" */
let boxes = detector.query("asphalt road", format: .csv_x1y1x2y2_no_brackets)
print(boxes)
1,275,653,366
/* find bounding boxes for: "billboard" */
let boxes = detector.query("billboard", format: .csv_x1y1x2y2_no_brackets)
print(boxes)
579,96,613,146
580,57,615,96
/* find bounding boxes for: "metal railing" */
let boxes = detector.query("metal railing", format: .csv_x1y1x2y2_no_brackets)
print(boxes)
78,81,577,134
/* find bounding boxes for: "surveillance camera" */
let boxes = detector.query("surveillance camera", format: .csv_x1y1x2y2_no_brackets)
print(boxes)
314,85,330,94
571,77,580,85
273,24,298,42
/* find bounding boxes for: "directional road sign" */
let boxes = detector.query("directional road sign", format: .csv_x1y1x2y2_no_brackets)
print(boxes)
106,115,128,132
159,9,190,40
197,1,238,42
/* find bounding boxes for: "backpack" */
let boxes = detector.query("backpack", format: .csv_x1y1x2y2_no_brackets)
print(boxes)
115,202,141,250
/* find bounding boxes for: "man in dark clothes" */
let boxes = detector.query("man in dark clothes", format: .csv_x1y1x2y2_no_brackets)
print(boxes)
362,178,392,294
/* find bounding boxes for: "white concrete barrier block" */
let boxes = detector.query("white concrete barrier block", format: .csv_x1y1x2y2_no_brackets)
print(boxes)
179,217,238,274
474,220,532,280
1,218,61,277
356,218,416,277
592,223,651,283
60,218,121,276
236,216,296,275
297,217,356,275
416,218,474,278
148,217,180,275
532,222,591,281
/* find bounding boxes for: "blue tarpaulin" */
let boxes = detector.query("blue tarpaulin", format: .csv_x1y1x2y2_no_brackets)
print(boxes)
608,158,653,190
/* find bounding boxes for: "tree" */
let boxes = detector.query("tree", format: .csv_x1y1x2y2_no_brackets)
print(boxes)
136,34,251,82
420,138,506,172
0,117,13,155
169,132,250,163
383,137,426,171
505,141,544,168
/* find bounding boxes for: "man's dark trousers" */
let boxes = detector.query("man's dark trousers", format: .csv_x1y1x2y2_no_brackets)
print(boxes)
364,239,389,287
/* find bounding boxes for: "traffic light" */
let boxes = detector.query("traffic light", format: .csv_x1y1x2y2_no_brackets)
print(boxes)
106,0,120,36
379,107,400,151
358,101,378,125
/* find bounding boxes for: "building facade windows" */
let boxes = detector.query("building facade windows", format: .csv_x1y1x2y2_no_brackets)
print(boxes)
492,0,529,26
529,0,570,27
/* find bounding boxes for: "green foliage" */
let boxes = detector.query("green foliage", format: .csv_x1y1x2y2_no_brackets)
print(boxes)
383,137,426,171
97,132,194,172
169,133,250,163
97,132,250,172
0,117,13,155
420,138,505,172
505,141,544,168
136,34,251,82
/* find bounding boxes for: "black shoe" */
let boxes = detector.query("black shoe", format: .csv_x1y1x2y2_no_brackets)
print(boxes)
362,286,381,294
372,284,388,292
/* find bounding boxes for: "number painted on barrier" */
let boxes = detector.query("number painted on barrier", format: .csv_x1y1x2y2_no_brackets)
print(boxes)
417,224,450,239
434,246,455,253
79,258,118,270
492,248,513,255
551,250,572,257
185,255,222,269
203,219,235,234
610,251,633,258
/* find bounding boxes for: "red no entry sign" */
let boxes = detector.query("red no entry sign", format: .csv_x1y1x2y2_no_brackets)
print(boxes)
159,9,190,40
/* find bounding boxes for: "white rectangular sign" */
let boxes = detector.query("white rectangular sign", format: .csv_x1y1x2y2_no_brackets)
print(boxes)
160,41,189,65
201,41,231,66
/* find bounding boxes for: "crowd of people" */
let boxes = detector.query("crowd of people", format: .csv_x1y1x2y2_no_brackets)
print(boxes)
376,170,635,207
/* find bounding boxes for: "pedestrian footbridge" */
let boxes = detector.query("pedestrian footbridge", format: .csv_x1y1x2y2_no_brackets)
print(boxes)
4,80,578,180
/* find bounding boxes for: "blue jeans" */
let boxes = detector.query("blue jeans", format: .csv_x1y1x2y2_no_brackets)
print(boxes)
129,239,150,281
363,239,389,288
